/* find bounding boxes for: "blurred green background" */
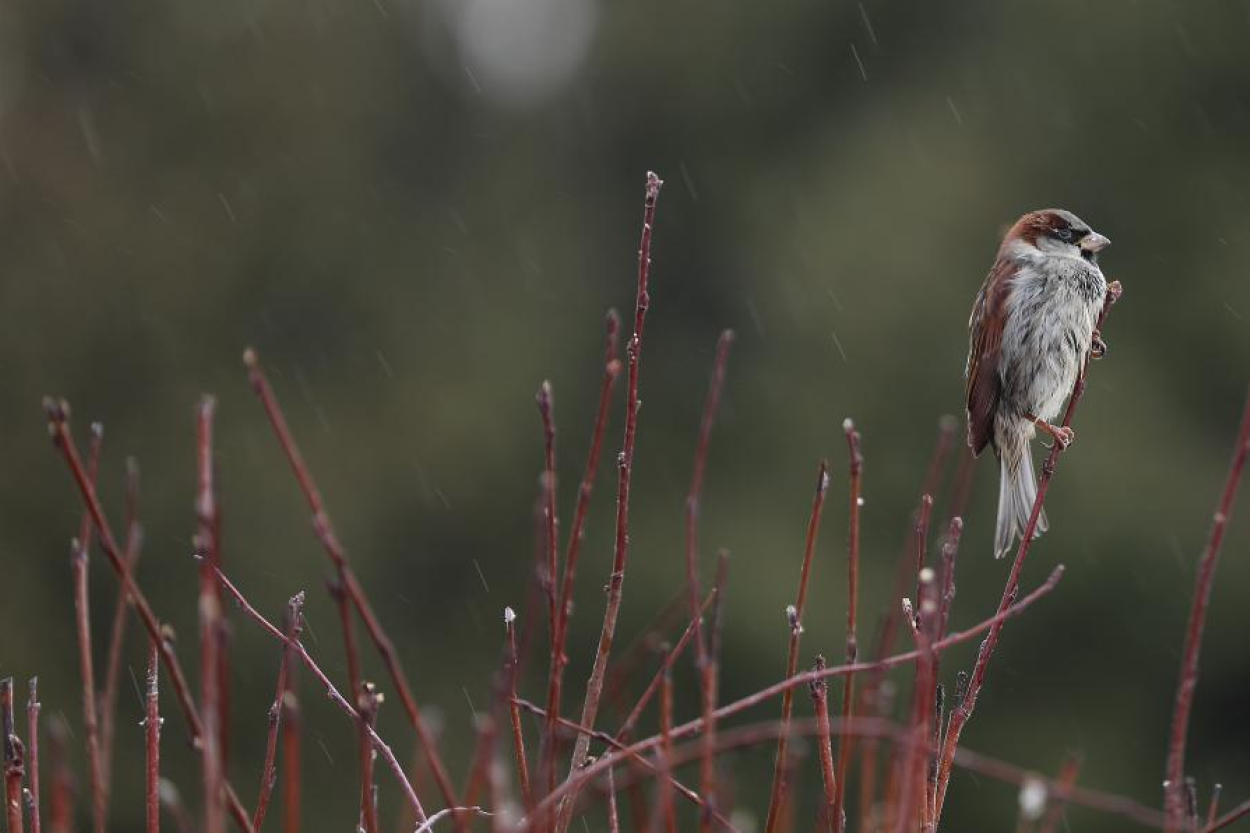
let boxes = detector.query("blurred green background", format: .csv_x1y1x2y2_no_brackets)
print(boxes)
2,0,1249,829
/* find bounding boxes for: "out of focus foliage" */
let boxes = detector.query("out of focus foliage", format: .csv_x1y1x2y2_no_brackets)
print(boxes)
1,0,1248,828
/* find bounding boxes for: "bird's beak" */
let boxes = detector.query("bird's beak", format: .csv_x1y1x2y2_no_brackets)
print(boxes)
1080,232,1111,253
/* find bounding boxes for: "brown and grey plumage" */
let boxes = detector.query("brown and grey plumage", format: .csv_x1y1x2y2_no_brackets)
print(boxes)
965,209,1110,558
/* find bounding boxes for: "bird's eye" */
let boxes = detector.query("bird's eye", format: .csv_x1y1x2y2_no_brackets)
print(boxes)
1056,228,1073,241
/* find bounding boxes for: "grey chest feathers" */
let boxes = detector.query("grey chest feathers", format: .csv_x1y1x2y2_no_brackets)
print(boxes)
998,257,1106,422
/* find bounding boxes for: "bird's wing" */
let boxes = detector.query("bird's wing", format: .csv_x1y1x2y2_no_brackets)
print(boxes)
965,257,1014,456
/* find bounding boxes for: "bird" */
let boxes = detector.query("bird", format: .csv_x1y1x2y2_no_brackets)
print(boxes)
965,209,1111,558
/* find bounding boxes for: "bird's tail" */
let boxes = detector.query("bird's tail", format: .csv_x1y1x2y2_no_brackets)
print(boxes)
994,420,1048,559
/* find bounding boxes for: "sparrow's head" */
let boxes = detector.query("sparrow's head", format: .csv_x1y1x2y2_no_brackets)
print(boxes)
1004,209,1110,265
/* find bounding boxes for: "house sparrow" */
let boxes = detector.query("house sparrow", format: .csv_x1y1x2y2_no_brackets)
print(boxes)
965,209,1111,558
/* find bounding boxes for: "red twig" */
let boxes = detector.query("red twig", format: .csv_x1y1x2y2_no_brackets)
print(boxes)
242,350,459,821
43,401,255,831
357,684,381,833
832,419,862,833
208,573,430,826
197,397,226,833
932,280,1122,823
1204,784,1222,829
858,417,954,828
810,657,837,833
526,564,1065,830
684,329,734,831
654,665,676,833
280,687,300,833
69,424,106,833
1037,751,1083,833
544,310,621,797
556,171,665,833
513,698,732,827
101,456,142,791
535,379,562,800
325,577,369,832
145,642,161,833
606,768,620,833
613,590,717,743
1204,794,1250,832
763,460,831,833
45,719,70,833
253,596,304,832
1164,377,1250,829
505,607,533,810
25,680,40,833
3,678,24,833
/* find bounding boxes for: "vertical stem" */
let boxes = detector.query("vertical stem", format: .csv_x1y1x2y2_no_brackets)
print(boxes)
833,419,862,833
1164,378,1250,829
763,461,831,833
545,310,622,802
685,329,734,832
253,597,304,832
146,643,162,833
810,657,837,833
505,608,533,810
556,171,664,833
281,685,301,833
25,680,40,833
3,678,25,833
197,397,225,833
101,457,143,792
45,719,70,833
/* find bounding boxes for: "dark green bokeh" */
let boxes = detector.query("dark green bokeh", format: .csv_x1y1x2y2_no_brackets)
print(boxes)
2,0,1248,829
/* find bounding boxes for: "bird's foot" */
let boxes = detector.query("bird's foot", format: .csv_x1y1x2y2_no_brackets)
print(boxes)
1027,415,1075,450
1091,329,1107,359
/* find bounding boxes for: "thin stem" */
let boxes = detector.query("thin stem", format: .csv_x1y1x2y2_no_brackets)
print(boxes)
833,419,862,833
809,657,837,833
505,608,533,810
326,578,368,832
512,698,729,827
197,398,226,833
1037,751,1083,833
101,457,143,791
1205,795,1249,832
43,401,254,832
535,379,561,801
281,686,300,833
242,350,459,820
556,171,665,833
764,460,831,833
208,573,430,825
1164,377,1250,828
654,665,676,833
606,768,620,833
69,424,107,833
145,642,161,833
1205,784,1222,829
357,684,381,833
528,565,1067,829
545,310,621,804
932,280,1122,824
253,597,304,832
46,719,70,833
3,678,25,833
613,590,717,743
25,680,40,833
685,329,733,832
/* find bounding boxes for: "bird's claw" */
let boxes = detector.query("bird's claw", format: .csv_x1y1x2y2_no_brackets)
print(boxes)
1091,330,1107,359
1043,426,1075,451
1029,415,1076,450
